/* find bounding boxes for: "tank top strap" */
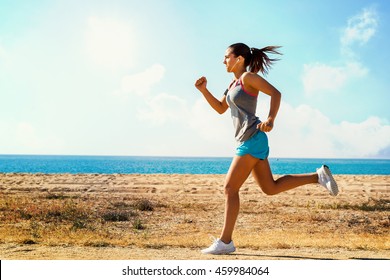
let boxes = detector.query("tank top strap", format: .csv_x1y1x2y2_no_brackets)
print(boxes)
238,77,258,97
228,79,237,90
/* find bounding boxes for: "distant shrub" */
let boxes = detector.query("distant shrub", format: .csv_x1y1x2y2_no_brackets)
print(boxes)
45,193,69,200
84,241,111,247
71,219,89,230
135,199,154,211
323,198,390,212
132,218,145,230
22,239,38,245
101,210,136,222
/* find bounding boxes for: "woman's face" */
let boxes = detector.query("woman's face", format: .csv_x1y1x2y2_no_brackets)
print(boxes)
223,48,239,72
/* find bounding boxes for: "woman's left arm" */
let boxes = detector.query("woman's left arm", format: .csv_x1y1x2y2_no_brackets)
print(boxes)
243,72,281,132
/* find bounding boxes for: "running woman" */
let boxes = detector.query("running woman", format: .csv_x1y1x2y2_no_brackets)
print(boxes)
195,43,338,255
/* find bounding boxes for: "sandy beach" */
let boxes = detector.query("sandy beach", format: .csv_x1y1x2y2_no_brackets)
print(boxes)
0,173,389,260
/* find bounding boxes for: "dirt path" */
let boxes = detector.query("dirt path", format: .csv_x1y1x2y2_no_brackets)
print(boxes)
1,243,389,260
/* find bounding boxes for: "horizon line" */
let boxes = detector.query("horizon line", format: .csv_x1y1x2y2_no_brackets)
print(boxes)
1,153,389,160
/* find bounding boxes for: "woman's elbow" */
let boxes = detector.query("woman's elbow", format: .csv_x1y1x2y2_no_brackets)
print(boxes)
217,106,228,114
216,108,226,115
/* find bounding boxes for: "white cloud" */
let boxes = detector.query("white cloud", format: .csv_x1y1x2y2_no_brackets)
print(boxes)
137,97,390,158
270,102,390,158
137,92,189,124
302,7,376,96
120,64,165,96
136,93,234,153
189,99,232,144
341,7,378,48
16,122,40,149
0,42,6,60
0,121,65,154
138,94,235,156
136,93,232,140
302,62,368,95
16,122,65,153
336,117,390,157
85,16,136,68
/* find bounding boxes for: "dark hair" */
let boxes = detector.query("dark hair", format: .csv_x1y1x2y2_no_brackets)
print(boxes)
228,43,282,75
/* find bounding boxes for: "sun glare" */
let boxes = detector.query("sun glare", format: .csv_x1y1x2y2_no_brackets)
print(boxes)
85,16,136,69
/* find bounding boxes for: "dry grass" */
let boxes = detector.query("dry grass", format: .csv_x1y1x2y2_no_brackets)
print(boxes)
0,194,161,247
0,192,389,251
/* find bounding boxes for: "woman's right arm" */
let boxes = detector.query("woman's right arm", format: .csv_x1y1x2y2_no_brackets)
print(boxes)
195,76,229,114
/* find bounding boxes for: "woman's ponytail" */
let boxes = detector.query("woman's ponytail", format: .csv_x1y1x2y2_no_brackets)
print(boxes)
228,43,282,75
249,46,282,75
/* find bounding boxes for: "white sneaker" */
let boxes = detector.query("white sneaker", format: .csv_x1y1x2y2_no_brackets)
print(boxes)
317,165,339,196
201,237,236,255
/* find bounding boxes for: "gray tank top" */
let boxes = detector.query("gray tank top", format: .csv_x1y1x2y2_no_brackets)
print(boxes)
225,79,260,142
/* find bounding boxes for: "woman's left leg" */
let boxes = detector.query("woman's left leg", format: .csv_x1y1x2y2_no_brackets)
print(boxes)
252,158,318,195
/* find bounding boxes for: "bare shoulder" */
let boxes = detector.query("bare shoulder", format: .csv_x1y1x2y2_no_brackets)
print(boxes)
241,72,266,88
242,72,278,95
242,71,257,79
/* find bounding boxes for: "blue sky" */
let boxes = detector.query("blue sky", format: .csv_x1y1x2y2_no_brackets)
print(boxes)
0,0,389,158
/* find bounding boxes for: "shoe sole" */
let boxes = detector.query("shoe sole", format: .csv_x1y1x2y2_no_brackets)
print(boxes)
201,247,236,255
323,165,339,196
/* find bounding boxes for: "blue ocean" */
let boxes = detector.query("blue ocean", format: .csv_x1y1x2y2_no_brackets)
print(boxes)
0,155,389,175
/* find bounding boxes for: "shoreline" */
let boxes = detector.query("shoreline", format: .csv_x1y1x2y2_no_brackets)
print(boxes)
1,155,389,176
1,172,389,176
2,153,390,159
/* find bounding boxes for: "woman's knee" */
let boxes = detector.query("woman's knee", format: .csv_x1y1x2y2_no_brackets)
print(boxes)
259,182,278,196
224,183,240,197
262,188,278,196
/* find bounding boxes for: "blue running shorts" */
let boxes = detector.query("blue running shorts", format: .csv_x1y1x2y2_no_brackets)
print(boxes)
235,130,269,160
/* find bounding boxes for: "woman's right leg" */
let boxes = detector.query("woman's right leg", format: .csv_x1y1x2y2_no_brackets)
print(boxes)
219,154,259,244
201,154,259,255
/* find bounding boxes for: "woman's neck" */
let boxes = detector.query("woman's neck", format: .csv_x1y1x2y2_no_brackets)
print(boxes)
233,69,246,80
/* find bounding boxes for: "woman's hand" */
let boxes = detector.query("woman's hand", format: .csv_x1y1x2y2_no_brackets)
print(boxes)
257,117,274,133
195,76,207,91
194,76,229,114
